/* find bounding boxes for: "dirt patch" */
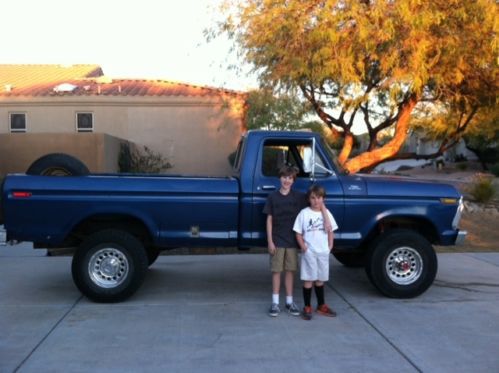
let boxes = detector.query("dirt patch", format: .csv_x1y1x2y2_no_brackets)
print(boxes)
436,209,499,253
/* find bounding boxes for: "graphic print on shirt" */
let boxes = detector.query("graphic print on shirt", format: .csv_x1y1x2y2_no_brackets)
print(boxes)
306,216,324,232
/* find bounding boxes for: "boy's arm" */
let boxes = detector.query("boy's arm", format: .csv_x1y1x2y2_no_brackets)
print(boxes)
321,204,332,232
266,215,276,255
296,233,307,253
328,230,334,251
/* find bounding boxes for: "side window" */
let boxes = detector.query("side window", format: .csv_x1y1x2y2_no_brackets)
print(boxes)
9,113,26,133
76,112,93,132
261,140,329,178
262,144,300,177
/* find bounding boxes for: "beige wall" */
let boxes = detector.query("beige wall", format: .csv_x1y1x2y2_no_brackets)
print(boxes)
0,133,124,179
0,95,246,176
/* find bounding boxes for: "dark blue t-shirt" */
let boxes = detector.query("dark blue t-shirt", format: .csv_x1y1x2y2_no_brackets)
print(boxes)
263,189,307,248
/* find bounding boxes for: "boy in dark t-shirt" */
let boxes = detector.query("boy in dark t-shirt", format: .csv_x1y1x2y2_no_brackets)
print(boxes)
263,165,304,317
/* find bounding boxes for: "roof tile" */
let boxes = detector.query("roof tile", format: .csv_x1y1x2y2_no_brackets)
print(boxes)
0,64,245,98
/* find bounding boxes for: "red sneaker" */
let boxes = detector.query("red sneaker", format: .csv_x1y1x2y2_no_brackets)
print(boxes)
316,304,337,317
302,306,313,320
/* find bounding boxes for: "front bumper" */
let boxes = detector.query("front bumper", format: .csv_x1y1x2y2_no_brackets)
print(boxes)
455,230,467,245
0,225,6,246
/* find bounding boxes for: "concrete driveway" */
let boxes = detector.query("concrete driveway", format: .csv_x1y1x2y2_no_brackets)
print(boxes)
1,244,498,373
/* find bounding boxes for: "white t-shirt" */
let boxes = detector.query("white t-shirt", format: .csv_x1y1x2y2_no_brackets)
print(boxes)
293,207,338,254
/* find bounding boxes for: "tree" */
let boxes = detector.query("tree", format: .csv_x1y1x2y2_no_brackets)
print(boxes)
219,0,498,173
245,89,309,130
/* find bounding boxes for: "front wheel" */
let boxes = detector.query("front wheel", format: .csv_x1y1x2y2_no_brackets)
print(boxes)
72,229,148,302
365,229,437,298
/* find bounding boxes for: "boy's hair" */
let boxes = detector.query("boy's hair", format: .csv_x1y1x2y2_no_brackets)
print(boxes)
278,164,298,180
307,184,326,199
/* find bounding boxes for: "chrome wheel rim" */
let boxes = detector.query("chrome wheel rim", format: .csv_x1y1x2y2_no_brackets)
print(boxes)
88,247,129,288
41,167,72,176
385,247,423,285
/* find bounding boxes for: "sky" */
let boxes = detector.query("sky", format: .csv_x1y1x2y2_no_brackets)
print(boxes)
0,0,257,91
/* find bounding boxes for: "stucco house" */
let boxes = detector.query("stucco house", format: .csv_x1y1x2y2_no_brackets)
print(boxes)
0,64,246,177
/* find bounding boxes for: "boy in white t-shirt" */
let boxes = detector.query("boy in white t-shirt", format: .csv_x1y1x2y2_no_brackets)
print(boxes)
293,184,338,320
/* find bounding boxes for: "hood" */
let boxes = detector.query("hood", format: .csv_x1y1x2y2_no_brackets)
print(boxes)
339,173,461,199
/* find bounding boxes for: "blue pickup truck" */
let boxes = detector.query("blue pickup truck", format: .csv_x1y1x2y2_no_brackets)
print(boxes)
0,130,466,302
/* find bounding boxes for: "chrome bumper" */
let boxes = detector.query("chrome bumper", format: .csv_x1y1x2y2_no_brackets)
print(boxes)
0,225,6,246
455,230,467,245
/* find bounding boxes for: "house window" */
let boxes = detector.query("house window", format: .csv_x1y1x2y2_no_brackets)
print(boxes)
76,112,93,132
9,113,27,132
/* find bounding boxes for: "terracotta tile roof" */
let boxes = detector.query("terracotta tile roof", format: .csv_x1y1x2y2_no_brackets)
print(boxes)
0,77,244,98
0,64,103,90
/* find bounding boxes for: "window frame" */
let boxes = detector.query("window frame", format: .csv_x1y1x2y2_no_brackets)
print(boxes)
76,112,94,132
9,112,27,133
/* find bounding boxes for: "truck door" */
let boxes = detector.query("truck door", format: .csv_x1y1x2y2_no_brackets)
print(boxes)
245,138,345,247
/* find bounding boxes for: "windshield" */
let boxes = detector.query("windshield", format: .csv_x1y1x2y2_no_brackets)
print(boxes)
320,138,347,174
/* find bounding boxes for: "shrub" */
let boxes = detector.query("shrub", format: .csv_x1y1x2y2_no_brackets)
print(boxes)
468,174,496,203
119,143,172,174
490,163,499,177
456,162,468,171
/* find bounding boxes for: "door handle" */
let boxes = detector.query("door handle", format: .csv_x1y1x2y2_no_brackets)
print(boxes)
261,185,276,191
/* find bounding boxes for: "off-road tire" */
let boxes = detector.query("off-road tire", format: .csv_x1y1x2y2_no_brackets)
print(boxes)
72,229,148,302
365,229,437,298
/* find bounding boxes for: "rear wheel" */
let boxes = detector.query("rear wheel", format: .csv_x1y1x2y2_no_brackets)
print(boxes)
72,229,148,302
365,229,437,298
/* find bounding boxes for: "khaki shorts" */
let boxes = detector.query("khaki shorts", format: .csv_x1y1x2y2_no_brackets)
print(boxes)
270,247,298,272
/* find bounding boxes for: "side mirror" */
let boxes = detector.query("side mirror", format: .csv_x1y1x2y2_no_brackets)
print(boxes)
303,147,313,173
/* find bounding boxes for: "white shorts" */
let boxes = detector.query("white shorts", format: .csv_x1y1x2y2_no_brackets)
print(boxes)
300,250,330,282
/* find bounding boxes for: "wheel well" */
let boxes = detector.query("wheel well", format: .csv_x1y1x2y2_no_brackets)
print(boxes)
361,216,439,249
64,214,153,248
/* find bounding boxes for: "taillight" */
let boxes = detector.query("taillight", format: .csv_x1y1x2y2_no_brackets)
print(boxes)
12,191,32,198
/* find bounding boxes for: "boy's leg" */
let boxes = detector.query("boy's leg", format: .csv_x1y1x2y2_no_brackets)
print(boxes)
283,247,298,298
303,281,313,306
284,270,294,297
269,248,285,317
314,281,325,306
272,272,281,298
302,281,313,320
284,270,300,315
300,250,316,320
282,248,300,316
314,254,336,317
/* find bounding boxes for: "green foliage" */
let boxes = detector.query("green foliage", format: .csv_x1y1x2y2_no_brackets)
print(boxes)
119,143,172,174
456,163,468,171
465,130,499,168
218,0,498,172
468,175,496,203
246,89,310,131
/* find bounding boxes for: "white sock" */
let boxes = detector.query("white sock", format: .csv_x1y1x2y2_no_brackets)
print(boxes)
272,294,279,305
286,296,293,305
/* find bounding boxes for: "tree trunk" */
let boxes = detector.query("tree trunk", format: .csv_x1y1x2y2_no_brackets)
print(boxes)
343,96,418,174
338,132,354,165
